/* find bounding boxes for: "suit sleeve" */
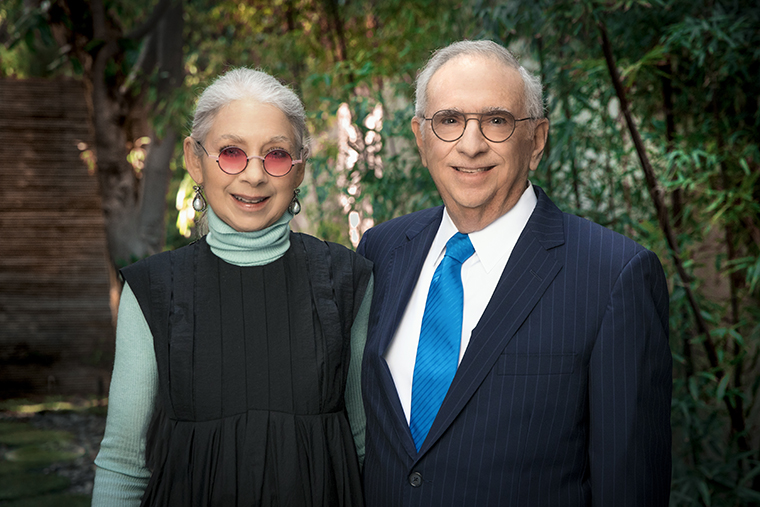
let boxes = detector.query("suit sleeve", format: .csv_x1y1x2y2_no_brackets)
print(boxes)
588,248,672,506
357,231,370,258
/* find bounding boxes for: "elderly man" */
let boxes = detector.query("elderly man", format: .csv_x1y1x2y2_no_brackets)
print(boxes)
357,40,672,506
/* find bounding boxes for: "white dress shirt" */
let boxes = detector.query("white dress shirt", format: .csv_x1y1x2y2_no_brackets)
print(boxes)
384,183,538,423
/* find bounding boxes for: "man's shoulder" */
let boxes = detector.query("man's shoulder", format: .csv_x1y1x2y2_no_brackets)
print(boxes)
363,207,442,242
369,206,442,233
558,211,659,274
358,206,442,260
531,186,649,257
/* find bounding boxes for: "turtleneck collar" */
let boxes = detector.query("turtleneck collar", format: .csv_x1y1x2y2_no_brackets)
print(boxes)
205,207,292,266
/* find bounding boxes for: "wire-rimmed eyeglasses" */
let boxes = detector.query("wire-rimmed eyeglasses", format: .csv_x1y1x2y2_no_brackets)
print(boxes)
423,109,540,143
195,139,302,177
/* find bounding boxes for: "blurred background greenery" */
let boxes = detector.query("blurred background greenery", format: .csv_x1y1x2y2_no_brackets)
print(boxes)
1,0,759,504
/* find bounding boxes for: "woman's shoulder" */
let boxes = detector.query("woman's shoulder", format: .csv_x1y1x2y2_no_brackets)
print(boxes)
292,232,362,257
120,239,205,288
291,232,372,273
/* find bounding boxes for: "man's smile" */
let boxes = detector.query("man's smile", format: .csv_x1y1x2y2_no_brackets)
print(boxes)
453,166,493,174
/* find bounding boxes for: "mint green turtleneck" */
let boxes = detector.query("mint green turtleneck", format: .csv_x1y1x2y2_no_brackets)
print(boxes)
205,207,292,265
91,209,372,507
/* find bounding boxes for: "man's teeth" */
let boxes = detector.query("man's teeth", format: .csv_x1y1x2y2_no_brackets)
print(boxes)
456,167,489,173
234,195,266,204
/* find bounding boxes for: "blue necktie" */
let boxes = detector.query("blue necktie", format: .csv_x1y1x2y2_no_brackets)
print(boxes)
410,232,475,451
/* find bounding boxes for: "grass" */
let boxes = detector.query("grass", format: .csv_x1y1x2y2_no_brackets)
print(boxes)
0,397,107,417
0,396,107,506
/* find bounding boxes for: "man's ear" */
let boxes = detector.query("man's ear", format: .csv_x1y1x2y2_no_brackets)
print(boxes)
184,137,204,184
411,116,429,168
529,119,550,171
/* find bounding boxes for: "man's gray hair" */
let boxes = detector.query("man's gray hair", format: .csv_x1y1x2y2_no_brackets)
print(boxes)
414,40,544,120
190,68,309,157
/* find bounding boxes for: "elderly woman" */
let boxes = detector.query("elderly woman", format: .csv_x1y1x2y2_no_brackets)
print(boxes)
92,68,372,506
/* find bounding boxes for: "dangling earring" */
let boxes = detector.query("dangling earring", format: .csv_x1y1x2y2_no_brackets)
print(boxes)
192,185,207,212
288,188,301,215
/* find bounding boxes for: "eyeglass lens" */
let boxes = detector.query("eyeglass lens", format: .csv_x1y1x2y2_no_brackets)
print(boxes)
218,147,294,176
431,111,516,142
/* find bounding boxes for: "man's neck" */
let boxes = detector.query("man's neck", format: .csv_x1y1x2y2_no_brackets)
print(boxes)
447,199,519,234
445,181,533,234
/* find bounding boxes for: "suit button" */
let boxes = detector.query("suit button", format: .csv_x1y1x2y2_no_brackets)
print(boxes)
408,471,422,487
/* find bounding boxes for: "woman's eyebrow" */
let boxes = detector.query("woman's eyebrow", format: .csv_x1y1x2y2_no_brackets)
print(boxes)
217,134,292,144
217,134,246,144
264,135,292,145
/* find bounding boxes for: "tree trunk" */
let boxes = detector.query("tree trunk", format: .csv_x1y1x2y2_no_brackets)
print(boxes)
659,60,683,228
138,0,184,255
83,0,182,265
89,38,143,264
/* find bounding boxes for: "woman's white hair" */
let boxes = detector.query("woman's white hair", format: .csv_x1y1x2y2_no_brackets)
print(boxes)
414,40,544,120
190,67,309,157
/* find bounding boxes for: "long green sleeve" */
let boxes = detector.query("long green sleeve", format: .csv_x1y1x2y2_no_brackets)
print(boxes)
344,275,373,468
92,283,156,507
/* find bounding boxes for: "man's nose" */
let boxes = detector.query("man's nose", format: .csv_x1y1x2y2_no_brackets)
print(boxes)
457,117,489,156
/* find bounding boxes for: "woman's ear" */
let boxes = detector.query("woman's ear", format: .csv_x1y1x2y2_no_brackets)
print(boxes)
292,145,308,187
184,137,204,184
293,160,306,188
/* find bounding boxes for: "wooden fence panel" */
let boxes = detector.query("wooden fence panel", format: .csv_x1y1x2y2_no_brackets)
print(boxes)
0,77,115,397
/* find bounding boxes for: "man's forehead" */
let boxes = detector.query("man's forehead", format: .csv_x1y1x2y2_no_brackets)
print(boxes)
426,55,524,112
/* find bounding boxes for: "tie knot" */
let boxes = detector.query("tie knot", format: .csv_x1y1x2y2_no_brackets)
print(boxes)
445,233,475,264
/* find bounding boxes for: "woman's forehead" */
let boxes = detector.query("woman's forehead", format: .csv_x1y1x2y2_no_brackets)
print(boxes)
208,100,297,148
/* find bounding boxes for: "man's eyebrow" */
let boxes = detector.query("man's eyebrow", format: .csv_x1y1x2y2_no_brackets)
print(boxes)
435,107,514,114
482,107,513,114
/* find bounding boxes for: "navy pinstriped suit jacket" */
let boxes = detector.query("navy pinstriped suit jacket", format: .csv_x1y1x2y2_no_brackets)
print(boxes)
356,185,672,507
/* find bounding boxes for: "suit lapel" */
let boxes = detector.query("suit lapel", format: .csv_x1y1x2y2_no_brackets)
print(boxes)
375,208,443,354
417,187,566,458
371,207,443,459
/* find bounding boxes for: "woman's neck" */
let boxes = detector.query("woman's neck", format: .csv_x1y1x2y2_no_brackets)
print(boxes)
205,207,292,266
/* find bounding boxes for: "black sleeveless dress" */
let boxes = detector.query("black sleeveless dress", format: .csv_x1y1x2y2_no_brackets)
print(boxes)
121,233,372,507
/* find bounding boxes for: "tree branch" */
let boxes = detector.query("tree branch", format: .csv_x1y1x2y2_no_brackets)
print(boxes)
597,20,717,360
125,0,174,41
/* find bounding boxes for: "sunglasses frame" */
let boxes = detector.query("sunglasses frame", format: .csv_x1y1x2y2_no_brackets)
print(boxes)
195,139,302,177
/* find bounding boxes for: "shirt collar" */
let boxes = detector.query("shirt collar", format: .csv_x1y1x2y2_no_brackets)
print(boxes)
437,181,537,273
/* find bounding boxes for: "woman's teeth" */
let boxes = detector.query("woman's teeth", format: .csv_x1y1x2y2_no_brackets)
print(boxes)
234,195,266,204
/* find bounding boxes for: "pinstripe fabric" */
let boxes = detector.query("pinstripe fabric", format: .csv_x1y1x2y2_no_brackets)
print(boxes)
357,186,672,507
